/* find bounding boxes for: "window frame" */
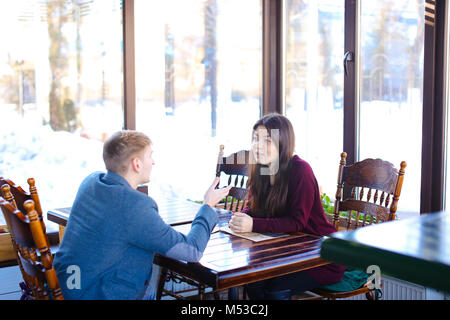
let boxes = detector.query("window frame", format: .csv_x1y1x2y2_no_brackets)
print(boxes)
420,0,447,213
122,0,449,214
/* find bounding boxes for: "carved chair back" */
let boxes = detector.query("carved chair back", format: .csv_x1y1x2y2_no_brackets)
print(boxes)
0,178,63,300
215,145,249,212
332,153,407,231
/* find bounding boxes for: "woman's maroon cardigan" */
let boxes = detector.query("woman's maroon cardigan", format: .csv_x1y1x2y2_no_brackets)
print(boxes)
242,155,345,285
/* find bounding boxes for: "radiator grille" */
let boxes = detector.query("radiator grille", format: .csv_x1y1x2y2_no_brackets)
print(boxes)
343,277,425,300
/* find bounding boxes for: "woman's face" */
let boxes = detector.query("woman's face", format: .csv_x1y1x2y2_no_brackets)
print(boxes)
251,125,279,166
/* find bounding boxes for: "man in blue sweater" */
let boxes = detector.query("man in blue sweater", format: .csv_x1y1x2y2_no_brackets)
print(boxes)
53,130,231,299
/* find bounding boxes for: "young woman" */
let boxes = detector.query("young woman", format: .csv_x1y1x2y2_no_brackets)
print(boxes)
229,113,345,300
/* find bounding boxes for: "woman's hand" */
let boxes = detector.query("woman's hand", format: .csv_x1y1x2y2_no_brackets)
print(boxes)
203,177,232,208
229,212,253,233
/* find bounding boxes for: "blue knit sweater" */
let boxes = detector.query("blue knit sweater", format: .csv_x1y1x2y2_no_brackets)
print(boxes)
53,171,218,300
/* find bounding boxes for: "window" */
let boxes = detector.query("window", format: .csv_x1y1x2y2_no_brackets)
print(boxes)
358,0,424,212
0,0,443,220
0,0,123,228
284,0,344,197
135,0,262,201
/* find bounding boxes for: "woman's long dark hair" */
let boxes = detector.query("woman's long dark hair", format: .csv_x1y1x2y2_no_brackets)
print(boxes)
248,113,295,218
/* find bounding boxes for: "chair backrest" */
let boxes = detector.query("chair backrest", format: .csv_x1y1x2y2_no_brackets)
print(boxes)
332,152,407,231
215,145,249,212
0,177,45,234
0,178,63,300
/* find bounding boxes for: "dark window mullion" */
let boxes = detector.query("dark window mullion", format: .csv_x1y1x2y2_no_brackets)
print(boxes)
343,0,358,167
341,0,358,201
123,0,136,130
421,0,447,214
263,0,283,116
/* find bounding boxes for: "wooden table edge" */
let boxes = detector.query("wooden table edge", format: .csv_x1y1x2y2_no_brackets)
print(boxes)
217,256,330,291
155,252,330,292
47,208,70,227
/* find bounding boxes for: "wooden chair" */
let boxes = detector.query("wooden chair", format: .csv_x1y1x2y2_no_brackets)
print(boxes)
157,145,250,300
310,152,407,300
0,178,63,300
0,178,44,224
215,145,250,212
215,145,250,299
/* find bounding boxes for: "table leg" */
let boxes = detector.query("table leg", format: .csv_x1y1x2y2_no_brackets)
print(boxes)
156,267,168,300
228,287,239,300
198,284,206,300
58,225,66,243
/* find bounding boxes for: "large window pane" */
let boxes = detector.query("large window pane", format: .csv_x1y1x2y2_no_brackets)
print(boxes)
285,0,344,197
0,0,123,229
359,0,424,212
135,0,262,201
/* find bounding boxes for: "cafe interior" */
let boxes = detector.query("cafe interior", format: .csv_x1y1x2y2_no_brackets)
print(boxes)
0,0,449,301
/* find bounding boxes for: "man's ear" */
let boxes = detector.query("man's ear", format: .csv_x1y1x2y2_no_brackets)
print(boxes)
130,157,141,173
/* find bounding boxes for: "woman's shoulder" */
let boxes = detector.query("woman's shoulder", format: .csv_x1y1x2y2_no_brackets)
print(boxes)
287,156,318,196
290,155,313,174
289,155,318,187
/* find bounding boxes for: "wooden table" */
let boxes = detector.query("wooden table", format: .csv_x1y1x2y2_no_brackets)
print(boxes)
47,195,329,299
155,220,328,299
320,211,450,294
47,195,231,242
47,195,231,228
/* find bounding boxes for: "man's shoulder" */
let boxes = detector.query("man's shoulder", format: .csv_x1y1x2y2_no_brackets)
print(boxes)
73,172,159,220
78,171,105,189
128,190,158,210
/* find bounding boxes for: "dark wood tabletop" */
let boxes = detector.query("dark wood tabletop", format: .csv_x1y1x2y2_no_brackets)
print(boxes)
320,211,450,293
47,195,329,294
155,219,329,292
47,195,231,227
47,207,71,227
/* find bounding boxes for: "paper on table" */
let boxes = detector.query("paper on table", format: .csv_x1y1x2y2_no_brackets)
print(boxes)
211,225,221,234
219,225,289,242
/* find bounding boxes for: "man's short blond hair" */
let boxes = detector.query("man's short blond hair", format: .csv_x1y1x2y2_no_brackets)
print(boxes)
103,130,151,175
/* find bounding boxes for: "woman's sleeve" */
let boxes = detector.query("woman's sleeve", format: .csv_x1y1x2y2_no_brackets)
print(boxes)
241,204,251,214
240,190,253,215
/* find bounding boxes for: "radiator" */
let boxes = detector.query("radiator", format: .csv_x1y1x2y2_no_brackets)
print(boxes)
343,276,425,300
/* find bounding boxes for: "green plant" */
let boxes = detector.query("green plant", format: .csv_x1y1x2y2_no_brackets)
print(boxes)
187,196,239,206
321,193,376,224
187,199,203,204
321,193,335,214
223,195,239,203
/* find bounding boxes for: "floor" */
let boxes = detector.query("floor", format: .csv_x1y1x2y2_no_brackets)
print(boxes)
0,265,23,300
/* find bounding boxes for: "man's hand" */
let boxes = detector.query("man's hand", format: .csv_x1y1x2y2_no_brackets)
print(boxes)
229,212,253,233
203,177,232,208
